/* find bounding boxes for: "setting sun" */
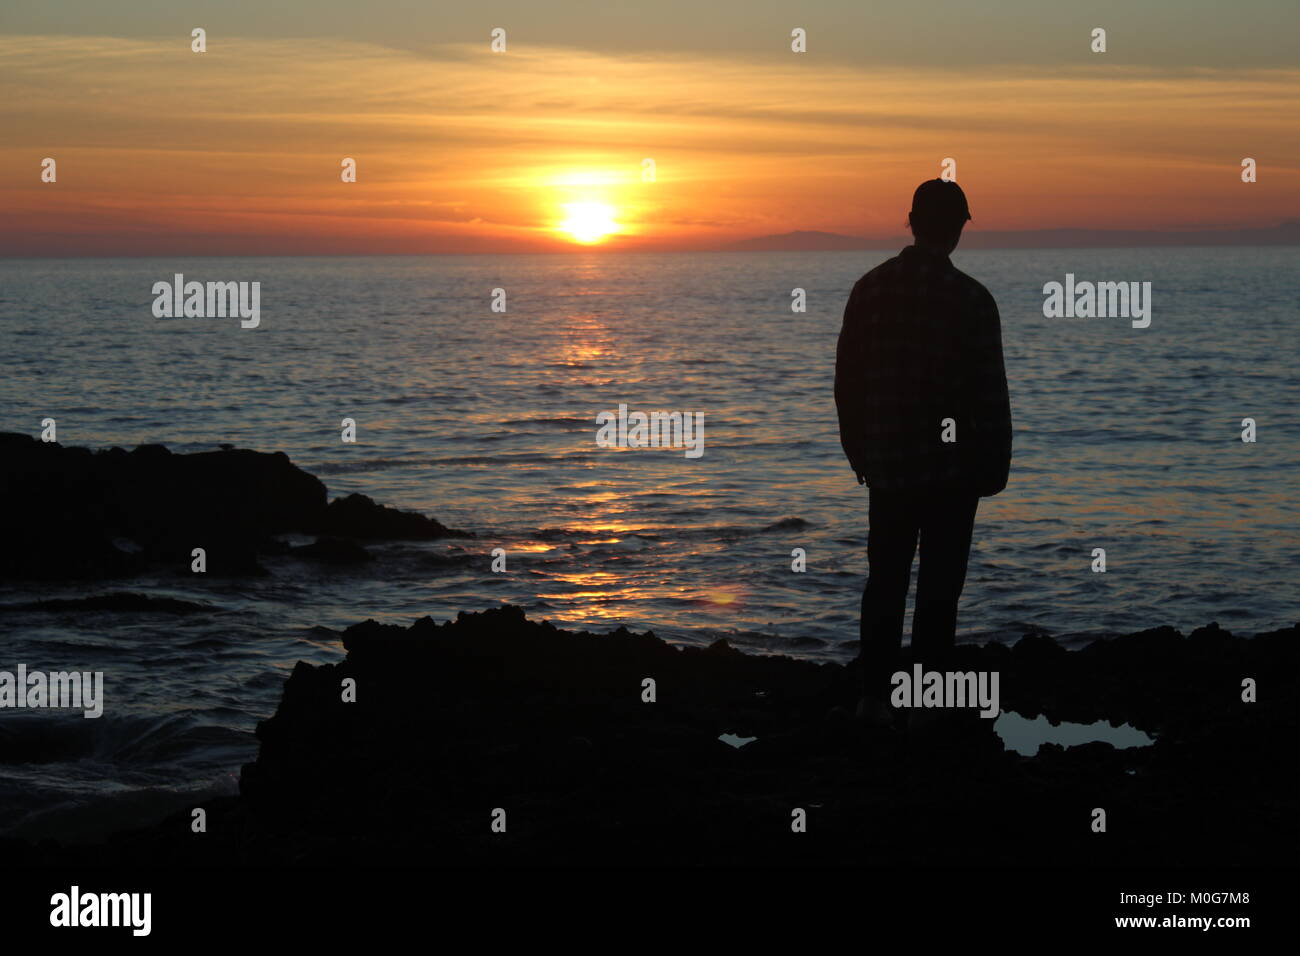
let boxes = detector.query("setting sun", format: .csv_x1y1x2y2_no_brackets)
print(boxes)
558,202,620,244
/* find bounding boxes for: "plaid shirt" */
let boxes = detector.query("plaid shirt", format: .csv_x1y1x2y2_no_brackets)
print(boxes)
834,245,1012,495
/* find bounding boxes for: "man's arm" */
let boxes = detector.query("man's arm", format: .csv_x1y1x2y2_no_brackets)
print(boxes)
834,282,870,484
965,288,1012,496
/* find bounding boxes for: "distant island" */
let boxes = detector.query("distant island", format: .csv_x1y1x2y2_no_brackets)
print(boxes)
722,221,1300,252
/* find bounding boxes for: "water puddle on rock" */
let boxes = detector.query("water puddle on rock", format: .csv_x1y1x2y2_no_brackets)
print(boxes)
994,712,1155,757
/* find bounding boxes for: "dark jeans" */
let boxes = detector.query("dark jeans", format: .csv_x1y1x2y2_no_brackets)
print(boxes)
858,488,980,700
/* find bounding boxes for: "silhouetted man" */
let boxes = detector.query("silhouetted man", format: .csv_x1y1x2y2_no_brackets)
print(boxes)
834,179,1012,719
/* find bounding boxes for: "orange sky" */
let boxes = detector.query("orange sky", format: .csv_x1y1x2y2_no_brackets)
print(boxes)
2,34,1298,255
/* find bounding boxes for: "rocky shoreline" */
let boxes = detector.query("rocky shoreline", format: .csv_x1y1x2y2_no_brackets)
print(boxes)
2,435,1293,867
5,607,1293,867
0,433,470,579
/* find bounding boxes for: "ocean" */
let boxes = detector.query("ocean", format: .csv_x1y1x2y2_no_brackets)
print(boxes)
0,247,1296,837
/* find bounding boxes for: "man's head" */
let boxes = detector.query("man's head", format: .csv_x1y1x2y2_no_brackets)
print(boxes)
908,179,972,253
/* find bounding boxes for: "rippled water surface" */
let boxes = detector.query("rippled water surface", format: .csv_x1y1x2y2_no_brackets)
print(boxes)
0,249,1296,831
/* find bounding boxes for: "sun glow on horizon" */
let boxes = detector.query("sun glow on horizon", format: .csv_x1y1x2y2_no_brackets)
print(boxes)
558,201,620,244
7,31,1298,257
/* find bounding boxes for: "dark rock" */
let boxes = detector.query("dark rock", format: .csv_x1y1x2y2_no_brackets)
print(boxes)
290,537,374,565
9,610,1296,868
312,493,471,541
224,610,1298,867
0,433,466,580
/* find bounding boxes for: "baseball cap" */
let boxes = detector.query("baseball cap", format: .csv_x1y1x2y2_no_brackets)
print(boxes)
910,179,972,224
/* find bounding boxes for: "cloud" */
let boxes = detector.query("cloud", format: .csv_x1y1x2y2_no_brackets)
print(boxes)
1,34,1296,254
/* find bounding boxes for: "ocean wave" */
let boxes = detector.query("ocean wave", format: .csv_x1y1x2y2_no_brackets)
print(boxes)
761,516,812,532
0,592,213,615
0,710,247,767
498,416,591,426
310,457,415,475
